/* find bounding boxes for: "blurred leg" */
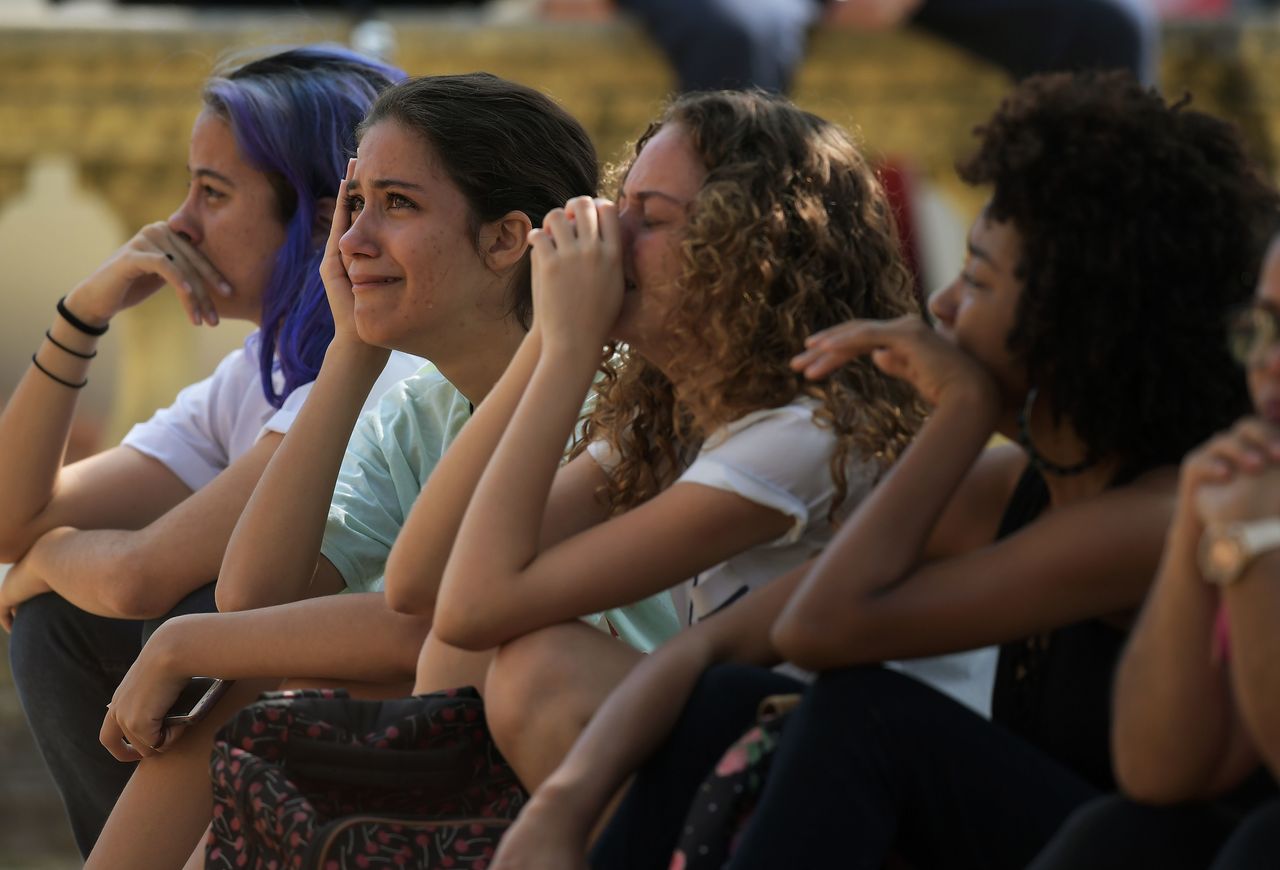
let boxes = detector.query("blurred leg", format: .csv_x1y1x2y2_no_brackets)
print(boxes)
589,662,803,870
614,0,820,92
912,0,1157,83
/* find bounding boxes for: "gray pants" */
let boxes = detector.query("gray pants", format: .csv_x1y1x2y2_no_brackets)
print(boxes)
8,583,217,857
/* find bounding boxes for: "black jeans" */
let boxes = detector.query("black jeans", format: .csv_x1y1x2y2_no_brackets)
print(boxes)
8,583,217,857
592,665,1097,869
614,0,1154,94
1030,792,1280,870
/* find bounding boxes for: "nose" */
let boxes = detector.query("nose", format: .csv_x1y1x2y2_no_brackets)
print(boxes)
928,279,959,328
167,187,201,246
338,205,378,262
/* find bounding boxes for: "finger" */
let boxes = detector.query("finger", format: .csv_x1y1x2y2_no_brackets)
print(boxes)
155,226,233,299
134,252,205,326
119,718,164,760
1230,418,1280,461
100,712,142,763
799,349,857,381
323,159,357,280
1209,438,1267,473
595,198,620,250
163,246,219,326
542,208,572,249
528,227,555,259
568,196,600,243
0,607,13,633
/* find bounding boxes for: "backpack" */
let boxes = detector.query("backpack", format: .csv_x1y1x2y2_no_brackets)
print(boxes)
205,686,526,869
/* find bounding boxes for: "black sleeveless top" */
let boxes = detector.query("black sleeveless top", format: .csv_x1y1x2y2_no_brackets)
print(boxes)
989,467,1126,791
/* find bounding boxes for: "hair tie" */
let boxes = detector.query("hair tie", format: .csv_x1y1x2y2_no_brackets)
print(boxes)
56,296,109,337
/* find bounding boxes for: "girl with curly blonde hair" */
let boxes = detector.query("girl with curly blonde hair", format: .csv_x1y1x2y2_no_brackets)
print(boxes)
383,89,972,790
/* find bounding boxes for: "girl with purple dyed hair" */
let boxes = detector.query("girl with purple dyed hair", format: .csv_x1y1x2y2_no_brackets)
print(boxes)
0,46,416,858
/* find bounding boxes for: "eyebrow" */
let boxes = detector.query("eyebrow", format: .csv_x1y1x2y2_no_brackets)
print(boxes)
966,240,995,266
346,178,427,193
623,190,690,208
192,168,236,188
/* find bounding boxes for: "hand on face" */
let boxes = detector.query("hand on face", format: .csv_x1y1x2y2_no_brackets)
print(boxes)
320,158,366,346
529,196,624,357
99,625,192,762
1182,417,1280,527
791,315,996,407
66,221,233,329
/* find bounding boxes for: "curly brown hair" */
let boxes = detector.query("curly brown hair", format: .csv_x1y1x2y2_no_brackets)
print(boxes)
575,90,927,518
959,71,1280,477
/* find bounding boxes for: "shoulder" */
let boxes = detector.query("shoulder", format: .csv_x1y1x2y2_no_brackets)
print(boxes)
362,363,470,443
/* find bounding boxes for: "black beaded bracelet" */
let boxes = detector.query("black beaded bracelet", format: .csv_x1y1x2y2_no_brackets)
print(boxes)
44,329,97,360
56,296,109,337
31,353,88,389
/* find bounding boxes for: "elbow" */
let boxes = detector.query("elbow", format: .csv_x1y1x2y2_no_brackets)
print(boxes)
770,605,860,672
101,555,172,620
382,551,438,617
383,578,434,618
432,590,505,653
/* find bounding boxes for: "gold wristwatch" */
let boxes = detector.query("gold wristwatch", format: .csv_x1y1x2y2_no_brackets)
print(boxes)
1198,518,1280,587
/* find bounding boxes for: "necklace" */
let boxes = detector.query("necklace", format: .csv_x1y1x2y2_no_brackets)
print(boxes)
1016,388,1095,477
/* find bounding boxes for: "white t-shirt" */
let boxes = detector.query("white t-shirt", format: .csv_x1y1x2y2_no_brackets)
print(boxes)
122,333,424,490
590,398,996,716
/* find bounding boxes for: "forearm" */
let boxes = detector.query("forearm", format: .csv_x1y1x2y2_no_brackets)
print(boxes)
26,524,218,619
1224,550,1280,777
445,343,597,587
0,311,101,555
772,383,1000,667
1112,516,1234,801
152,593,430,685
384,329,544,613
218,342,385,611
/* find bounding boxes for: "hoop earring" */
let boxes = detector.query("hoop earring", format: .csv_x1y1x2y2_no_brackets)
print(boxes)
1016,387,1094,477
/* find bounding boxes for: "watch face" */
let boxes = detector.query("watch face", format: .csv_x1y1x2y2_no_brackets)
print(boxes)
1207,534,1246,584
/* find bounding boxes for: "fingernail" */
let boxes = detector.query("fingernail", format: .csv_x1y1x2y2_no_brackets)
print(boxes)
218,282,233,297
183,281,194,294
208,312,219,326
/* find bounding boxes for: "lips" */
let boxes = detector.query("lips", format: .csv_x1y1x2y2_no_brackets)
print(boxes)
348,275,402,292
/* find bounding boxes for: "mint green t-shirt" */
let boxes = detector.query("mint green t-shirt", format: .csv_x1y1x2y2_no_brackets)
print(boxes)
320,363,678,654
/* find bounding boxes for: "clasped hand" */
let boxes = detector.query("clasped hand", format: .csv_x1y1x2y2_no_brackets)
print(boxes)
529,196,624,355
99,623,192,762
1181,417,1280,527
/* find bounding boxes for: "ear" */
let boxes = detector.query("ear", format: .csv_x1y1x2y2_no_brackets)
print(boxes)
311,197,337,247
478,210,534,274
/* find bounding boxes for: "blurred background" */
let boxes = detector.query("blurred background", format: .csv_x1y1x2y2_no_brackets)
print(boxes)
0,0,1278,864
